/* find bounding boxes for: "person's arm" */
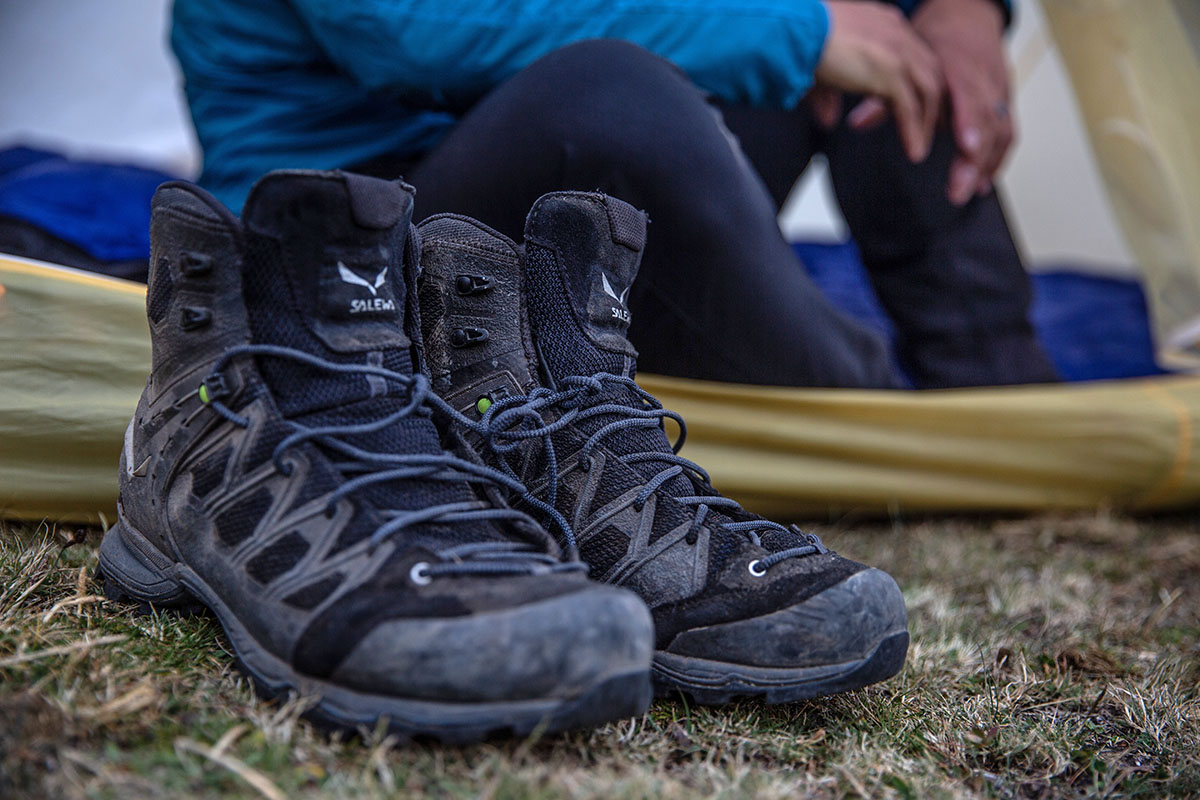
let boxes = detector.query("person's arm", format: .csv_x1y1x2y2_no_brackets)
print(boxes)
292,0,945,163
289,0,832,110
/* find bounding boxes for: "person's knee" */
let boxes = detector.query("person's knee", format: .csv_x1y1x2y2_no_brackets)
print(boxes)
529,39,681,88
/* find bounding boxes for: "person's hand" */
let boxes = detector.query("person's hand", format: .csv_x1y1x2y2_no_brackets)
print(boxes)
814,1,944,163
912,0,1012,205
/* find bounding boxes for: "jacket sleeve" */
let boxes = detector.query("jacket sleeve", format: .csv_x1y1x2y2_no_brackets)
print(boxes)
288,0,830,110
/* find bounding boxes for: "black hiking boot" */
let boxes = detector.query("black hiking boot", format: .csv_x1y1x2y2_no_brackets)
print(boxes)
416,193,908,705
99,172,654,741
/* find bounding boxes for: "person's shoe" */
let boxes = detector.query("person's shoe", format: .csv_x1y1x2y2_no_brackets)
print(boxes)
99,172,654,741
416,193,908,704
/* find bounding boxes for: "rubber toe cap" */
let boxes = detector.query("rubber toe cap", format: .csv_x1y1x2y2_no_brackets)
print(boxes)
329,583,653,703
663,568,908,669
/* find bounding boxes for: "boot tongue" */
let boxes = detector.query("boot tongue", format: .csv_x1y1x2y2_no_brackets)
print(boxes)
238,170,491,552
522,193,698,496
240,171,417,420
522,192,645,383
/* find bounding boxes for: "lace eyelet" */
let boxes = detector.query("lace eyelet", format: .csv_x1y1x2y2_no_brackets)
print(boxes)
747,559,767,578
409,562,433,586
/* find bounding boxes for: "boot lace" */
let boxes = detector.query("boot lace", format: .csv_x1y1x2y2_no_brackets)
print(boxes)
198,344,585,581
469,372,826,574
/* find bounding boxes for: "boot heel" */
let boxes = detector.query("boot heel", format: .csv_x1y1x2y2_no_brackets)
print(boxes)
98,522,200,612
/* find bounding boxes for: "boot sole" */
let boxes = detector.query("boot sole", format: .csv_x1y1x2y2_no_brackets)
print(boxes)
99,521,652,743
651,629,909,705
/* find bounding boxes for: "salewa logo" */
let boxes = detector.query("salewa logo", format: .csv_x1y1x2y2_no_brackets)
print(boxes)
338,261,395,314
601,272,631,322
601,272,629,305
339,261,388,295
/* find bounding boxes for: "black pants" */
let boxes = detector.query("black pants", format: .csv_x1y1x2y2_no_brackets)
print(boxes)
376,39,1057,389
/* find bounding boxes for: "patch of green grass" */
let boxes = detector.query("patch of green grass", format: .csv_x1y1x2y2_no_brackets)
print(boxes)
2,513,1197,799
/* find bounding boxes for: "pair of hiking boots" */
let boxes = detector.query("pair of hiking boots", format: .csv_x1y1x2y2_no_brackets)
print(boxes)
99,170,908,742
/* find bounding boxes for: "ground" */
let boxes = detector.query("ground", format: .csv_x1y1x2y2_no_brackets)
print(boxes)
1,512,1197,799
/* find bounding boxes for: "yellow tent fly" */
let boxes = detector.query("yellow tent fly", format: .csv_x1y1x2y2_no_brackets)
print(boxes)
4,252,1200,524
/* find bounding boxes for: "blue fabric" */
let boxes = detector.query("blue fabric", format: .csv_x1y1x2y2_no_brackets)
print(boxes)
0,146,174,262
793,241,1166,383
172,0,830,210
1028,270,1168,381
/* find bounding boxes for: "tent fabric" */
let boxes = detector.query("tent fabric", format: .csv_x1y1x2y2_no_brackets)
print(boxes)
0,254,148,523
1041,0,1200,369
3,251,1200,524
638,373,1200,518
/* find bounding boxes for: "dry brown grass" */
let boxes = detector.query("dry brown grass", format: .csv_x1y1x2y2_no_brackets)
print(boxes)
2,512,1197,799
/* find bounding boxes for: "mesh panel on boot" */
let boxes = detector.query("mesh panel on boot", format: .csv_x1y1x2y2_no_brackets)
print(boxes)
240,415,292,475
240,235,421,420
246,531,310,583
214,488,274,547
189,445,232,499
524,244,628,381
147,261,173,324
586,526,630,577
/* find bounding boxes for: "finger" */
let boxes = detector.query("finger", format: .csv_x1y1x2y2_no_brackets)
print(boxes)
887,74,925,163
980,110,1015,180
897,31,943,161
847,96,888,130
947,78,987,163
948,154,980,206
947,78,998,202
908,53,943,158
810,87,844,130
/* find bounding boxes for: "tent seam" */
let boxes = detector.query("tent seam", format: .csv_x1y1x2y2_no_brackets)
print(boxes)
1136,381,1192,508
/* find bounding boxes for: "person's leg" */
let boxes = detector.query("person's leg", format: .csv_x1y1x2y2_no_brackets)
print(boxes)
823,116,1059,388
404,39,903,388
712,103,825,211
720,101,1058,389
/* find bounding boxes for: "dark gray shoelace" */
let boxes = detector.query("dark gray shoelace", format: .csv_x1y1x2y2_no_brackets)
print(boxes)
199,344,584,581
472,372,826,573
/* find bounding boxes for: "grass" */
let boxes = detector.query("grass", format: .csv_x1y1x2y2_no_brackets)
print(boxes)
1,512,1198,799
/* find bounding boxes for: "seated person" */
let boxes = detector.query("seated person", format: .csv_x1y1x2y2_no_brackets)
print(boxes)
172,0,1057,389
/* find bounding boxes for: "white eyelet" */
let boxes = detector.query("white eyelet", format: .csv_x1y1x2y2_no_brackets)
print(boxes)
747,559,767,578
409,562,432,586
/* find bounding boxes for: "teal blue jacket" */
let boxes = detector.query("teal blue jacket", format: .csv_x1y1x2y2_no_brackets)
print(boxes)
173,0,1011,210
